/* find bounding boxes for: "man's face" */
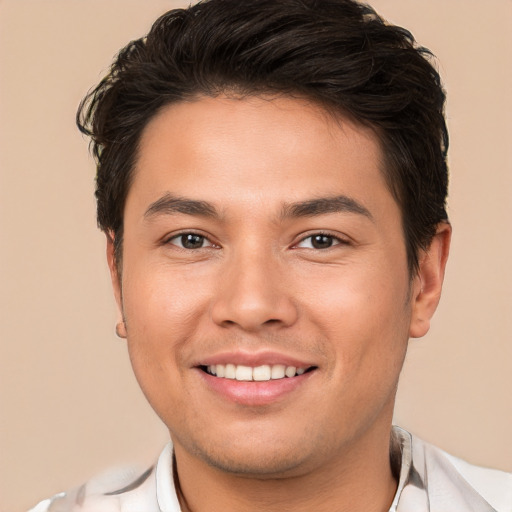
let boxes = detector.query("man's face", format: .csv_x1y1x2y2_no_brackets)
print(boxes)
112,95,426,477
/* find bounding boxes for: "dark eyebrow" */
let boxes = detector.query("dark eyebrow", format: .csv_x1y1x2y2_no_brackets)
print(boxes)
144,193,219,219
281,195,373,221
144,193,372,222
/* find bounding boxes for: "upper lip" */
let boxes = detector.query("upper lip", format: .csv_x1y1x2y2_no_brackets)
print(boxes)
195,350,316,369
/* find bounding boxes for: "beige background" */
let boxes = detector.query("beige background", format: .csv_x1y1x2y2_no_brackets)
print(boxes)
0,0,511,510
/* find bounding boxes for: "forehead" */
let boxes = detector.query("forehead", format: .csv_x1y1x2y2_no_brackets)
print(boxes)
128,95,392,216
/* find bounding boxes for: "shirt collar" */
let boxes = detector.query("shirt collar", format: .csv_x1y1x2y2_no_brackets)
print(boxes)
154,426,497,512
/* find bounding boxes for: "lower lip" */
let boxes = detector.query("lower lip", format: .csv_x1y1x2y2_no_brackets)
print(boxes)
197,369,315,406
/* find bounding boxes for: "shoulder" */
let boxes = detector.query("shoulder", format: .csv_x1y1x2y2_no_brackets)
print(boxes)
410,431,512,512
27,451,167,512
441,447,512,511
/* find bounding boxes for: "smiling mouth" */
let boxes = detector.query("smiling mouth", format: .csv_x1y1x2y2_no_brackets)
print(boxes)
200,364,316,382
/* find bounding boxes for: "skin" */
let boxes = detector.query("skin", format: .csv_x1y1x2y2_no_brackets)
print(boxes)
108,95,450,512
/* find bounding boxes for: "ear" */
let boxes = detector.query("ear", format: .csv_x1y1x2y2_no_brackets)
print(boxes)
106,232,127,338
409,222,452,338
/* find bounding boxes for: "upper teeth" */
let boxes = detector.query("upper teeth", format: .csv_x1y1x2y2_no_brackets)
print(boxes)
206,364,307,381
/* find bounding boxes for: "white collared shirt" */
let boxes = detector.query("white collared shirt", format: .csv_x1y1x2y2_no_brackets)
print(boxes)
29,426,512,512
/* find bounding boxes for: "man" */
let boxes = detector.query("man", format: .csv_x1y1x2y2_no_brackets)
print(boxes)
30,0,511,510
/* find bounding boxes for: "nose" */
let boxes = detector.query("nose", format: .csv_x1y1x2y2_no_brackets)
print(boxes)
210,247,299,332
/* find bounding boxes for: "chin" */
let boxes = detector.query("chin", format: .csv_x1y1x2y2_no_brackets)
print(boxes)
201,447,310,478
181,427,317,478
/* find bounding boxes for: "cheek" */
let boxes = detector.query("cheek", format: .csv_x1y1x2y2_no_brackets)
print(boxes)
301,262,411,377
122,285,200,424
122,258,211,332
120,263,211,390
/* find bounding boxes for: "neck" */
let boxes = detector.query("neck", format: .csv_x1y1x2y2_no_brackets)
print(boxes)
173,425,398,512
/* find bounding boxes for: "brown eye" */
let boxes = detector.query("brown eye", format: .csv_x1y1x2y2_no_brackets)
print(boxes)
169,233,210,249
311,234,334,249
182,234,205,249
296,233,345,250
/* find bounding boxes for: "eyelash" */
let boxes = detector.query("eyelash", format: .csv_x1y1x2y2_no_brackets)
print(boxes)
295,232,349,250
165,232,217,250
165,231,349,250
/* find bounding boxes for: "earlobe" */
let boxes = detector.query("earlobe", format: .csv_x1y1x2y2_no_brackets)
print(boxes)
106,232,125,335
409,222,452,338
115,321,127,339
